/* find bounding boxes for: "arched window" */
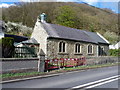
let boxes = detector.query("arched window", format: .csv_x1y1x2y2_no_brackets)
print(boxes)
75,43,81,53
59,41,66,53
88,44,93,54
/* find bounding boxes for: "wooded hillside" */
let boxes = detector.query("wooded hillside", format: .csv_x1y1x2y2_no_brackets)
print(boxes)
1,2,119,44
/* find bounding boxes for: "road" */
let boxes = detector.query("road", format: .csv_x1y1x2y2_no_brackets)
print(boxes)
2,66,119,89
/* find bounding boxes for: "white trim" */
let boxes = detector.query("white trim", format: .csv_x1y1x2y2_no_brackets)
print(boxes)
87,44,93,54
96,32,110,44
74,42,82,54
96,45,99,57
58,40,67,53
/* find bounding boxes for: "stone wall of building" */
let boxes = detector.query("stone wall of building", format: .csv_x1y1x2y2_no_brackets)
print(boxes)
47,38,99,59
31,20,49,55
98,44,109,56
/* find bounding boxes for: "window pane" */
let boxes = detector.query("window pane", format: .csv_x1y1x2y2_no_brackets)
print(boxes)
88,45,90,53
78,44,80,53
63,42,65,52
75,44,77,53
88,45,92,53
59,42,62,52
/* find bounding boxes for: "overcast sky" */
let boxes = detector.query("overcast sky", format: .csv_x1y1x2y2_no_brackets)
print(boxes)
0,0,119,13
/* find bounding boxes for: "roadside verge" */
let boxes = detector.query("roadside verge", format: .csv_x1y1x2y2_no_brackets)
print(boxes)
1,63,118,84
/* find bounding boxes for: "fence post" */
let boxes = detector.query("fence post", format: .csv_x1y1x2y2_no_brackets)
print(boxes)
37,49,45,72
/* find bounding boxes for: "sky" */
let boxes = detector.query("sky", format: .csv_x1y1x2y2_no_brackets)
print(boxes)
0,0,119,13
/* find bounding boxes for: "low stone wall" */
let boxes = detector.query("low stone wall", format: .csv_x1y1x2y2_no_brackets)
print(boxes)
0,56,119,73
86,56,119,65
1,58,39,73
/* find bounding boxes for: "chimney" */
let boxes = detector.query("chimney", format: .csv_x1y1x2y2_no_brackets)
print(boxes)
39,13,46,23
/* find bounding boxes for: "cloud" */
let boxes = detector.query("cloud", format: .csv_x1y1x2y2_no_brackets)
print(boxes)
1,0,19,2
83,0,98,5
0,3,16,8
19,0,57,2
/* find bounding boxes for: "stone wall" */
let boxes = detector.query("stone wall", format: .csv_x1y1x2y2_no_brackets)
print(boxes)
98,44,109,56
0,56,118,73
1,58,39,73
31,20,48,55
47,38,104,59
86,56,118,65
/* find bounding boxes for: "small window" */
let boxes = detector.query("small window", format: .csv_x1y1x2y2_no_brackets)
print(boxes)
88,44,93,54
59,41,66,53
75,43,81,53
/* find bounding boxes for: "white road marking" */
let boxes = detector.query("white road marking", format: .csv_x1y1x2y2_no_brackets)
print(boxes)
71,75,120,89
86,77,119,88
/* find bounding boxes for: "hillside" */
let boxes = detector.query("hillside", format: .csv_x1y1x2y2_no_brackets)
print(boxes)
1,2,119,44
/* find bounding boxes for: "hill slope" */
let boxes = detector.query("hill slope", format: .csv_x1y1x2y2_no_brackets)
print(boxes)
2,2,119,44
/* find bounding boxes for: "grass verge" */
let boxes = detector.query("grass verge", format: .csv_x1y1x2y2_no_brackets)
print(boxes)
1,62,119,81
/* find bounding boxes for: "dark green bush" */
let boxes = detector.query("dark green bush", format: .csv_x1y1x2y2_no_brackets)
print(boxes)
109,49,120,56
2,37,15,58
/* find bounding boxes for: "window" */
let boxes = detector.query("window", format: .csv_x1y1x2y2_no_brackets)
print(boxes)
59,41,66,53
75,43,81,53
88,44,93,54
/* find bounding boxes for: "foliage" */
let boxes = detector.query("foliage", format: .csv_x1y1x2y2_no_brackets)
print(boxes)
54,5,80,28
2,37,14,58
2,2,119,43
5,21,33,37
109,49,120,56
1,71,42,78
103,31,119,44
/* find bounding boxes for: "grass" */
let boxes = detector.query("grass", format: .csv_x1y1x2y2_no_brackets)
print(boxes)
1,62,119,80
1,72,43,79
63,63,118,71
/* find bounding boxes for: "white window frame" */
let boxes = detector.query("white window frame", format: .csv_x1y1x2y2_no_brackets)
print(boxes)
74,43,82,54
87,44,93,54
58,41,67,53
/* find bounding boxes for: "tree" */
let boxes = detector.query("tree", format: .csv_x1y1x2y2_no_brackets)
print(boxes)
55,5,80,28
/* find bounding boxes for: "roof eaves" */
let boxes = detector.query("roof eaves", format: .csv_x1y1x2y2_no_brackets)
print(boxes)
47,36,98,44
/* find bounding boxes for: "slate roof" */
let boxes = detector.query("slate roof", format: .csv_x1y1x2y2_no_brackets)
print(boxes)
21,38,39,44
5,34,28,43
41,23,109,44
83,31,108,44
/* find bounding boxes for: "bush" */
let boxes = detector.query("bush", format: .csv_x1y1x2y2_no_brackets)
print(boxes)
2,37,15,58
109,49,120,56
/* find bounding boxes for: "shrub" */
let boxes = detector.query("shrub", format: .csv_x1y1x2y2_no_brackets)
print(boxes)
2,37,15,58
109,49,120,56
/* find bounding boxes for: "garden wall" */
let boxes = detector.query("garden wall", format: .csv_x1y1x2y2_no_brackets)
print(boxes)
1,58,39,73
86,56,119,65
0,56,119,73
